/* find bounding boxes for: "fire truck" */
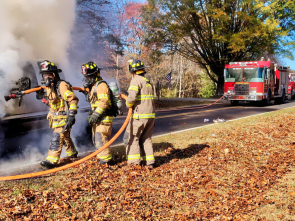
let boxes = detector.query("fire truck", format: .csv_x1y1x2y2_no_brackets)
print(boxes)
288,73,295,100
224,60,289,105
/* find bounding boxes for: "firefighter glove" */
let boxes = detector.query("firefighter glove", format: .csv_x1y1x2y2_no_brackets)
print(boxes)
67,111,76,127
35,86,46,99
79,89,89,102
88,112,101,125
79,89,88,95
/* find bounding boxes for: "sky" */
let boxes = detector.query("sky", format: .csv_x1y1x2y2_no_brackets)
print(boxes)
282,51,295,71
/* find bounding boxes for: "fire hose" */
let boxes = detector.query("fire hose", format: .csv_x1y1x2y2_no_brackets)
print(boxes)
0,88,131,181
156,95,225,112
1,88,225,181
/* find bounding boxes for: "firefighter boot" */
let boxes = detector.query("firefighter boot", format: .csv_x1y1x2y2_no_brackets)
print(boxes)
65,152,78,160
98,160,109,166
148,164,154,169
71,152,78,158
40,160,57,169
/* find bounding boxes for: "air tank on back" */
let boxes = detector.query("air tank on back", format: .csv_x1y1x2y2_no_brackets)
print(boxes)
108,82,123,115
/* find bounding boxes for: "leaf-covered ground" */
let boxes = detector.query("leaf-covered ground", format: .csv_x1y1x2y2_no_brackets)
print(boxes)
1,107,295,220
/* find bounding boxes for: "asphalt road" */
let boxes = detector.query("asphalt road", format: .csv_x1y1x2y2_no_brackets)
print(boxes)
1,99,295,162
118,100,295,138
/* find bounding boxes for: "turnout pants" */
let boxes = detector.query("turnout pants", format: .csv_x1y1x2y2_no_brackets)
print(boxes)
92,123,112,162
46,127,78,164
124,118,155,165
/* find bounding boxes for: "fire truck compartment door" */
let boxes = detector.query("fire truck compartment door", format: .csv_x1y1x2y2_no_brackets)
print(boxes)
281,72,286,85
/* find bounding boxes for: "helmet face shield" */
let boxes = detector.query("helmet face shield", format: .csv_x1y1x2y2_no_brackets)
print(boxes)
42,72,54,79
82,75,96,88
44,78,54,87
41,72,55,87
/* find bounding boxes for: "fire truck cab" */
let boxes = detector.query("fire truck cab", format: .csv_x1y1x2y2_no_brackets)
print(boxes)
224,61,289,105
288,73,295,100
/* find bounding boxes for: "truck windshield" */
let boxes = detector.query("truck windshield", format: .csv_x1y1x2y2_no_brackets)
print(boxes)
224,68,242,82
225,67,264,82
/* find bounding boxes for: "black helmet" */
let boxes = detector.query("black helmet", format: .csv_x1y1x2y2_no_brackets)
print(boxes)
81,61,100,76
81,61,101,88
128,59,146,74
39,60,61,87
40,60,62,74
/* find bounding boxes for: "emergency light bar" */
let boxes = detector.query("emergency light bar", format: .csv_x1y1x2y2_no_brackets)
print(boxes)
228,62,258,67
229,62,258,65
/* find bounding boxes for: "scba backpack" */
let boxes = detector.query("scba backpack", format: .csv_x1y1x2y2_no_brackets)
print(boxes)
94,81,123,117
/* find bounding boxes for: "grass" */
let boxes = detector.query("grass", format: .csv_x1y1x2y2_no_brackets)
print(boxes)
255,167,295,220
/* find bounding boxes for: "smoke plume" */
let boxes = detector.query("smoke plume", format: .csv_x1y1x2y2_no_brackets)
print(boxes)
0,0,76,118
0,0,124,174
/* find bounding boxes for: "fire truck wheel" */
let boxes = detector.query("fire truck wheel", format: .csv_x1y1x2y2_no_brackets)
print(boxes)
230,100,239,105
292,90,295,100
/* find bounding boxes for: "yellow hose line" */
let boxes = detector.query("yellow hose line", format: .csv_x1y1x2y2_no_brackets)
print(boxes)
0,93,130,181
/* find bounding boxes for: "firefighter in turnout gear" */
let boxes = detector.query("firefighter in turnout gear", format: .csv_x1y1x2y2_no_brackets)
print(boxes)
81,61,113,165
37,60,79,169
123,59,155,168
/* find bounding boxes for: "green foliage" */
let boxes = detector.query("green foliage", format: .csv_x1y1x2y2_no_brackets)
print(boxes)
162,88,175,98
11,189,22,196
198,72,216,98
142,0,295,93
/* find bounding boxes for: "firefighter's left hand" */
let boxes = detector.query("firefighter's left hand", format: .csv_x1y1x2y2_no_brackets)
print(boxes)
79,90,89,102
67,111,76,127
67,115,76,127
79,89,88,95
88,112,101,125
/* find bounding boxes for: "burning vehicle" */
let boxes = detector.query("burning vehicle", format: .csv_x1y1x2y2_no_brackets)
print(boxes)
0,61,92,158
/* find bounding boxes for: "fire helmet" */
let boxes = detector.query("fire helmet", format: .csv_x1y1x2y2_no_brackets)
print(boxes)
128,59,146,74
81,61,101,88
39,60,61,87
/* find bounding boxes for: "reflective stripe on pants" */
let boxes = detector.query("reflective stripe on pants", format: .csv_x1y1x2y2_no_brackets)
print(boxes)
125,118,155,165
47,127,77,164
92,122,112,162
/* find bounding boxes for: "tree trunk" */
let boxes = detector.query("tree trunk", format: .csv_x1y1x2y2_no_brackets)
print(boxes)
116,53,121,91
179,56,183,98
216,75,224,96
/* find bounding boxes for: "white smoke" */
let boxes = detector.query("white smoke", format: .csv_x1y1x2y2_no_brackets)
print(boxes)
0,0,76,118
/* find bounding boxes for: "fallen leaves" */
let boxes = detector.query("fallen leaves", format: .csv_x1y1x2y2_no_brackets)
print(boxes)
1,109,295,219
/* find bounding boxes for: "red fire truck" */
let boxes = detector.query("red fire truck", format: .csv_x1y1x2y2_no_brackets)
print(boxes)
224,60,289,105
288,73,295,100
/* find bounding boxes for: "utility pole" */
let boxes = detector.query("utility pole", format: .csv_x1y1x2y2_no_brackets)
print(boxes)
179,56,183,98
116,53,121,90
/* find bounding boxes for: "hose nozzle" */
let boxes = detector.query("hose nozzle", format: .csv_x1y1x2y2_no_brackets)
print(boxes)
4,95,11,102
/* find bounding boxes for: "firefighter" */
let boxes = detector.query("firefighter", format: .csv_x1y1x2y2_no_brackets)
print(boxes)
36,60,79,169
123,59,155,168
80,61,113,165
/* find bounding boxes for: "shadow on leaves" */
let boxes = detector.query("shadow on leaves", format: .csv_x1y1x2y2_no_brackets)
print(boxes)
154,142,209,167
